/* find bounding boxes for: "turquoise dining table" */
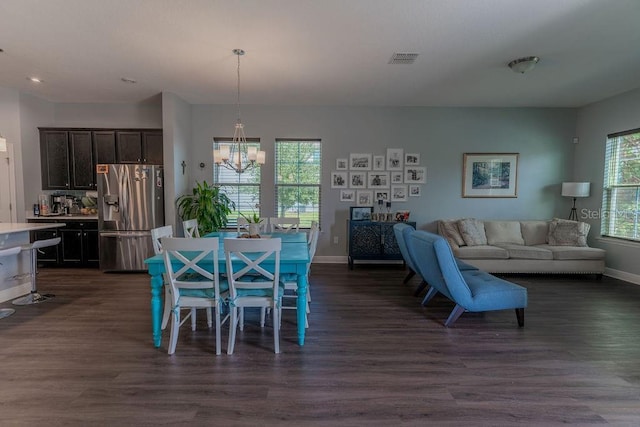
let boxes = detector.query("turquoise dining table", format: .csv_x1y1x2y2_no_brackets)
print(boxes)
144,231,310,348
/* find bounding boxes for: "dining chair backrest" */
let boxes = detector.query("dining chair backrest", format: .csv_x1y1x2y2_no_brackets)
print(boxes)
224,237,282,295
237,217,268,234
162,237,221,294
269,217,300,233
151,225,173,255
182,219,200,238
308,221,320,263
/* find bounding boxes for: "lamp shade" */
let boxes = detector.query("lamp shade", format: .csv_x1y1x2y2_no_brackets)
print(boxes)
561,182,590,198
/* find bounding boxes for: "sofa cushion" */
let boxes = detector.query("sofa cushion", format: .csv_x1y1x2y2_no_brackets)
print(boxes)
454,245,509,260
547,219,590,246
536,245,606,260
457,218,487,246
495,243,553,260
438,219,466,248
484,221,525,245
520,221,550,246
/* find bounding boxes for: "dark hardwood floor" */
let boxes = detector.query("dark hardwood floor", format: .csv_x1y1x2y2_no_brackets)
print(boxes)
1,265,640,426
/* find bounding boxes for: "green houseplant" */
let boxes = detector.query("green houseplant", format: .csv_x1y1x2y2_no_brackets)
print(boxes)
176,181,235,235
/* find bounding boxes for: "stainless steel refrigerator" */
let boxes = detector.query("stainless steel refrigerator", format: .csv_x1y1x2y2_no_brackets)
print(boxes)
97,164,164,271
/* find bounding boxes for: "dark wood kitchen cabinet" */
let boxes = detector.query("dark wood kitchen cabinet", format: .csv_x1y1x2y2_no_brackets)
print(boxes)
116,130,163,164
40,128,95,190
40,127,162,190
28,218,99,268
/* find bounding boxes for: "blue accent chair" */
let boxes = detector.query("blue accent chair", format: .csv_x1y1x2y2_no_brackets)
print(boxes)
406,229,527,327
396,224,478,300
392,223,425,295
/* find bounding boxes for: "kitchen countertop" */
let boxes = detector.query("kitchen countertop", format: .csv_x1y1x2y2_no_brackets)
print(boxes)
0,222,67,236
26,214,98,221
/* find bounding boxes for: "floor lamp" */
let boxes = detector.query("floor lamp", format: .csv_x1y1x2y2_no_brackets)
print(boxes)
561,182,590,221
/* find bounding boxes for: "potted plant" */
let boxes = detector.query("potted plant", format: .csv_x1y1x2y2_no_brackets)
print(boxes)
239,206,264,236
176,181,235,235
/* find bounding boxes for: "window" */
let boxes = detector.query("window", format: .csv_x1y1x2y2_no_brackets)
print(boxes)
275,139,321,228
602,128,640,241
213,138,261,227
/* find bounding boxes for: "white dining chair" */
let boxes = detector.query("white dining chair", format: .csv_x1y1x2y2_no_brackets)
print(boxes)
182,218,200,238
269,217,300,233
162,237,228,355
224,237,283,354
280,221,319,327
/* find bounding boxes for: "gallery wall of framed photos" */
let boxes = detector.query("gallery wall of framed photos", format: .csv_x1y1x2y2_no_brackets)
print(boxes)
331,148,426,207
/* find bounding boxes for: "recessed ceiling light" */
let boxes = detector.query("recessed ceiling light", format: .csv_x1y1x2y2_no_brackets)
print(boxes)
121,77,137,84
27,77,43,83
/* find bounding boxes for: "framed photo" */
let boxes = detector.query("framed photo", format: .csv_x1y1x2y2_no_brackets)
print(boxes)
405,153,420,165
356,190,373,206
404,166,426,184
340,189,355,202
374,190,389,202
349,171,367,188
367,172,390,188
350,153,372,170
331,171,348,188
409,185,421,197
391,185,408,202
350,206,373,221
386,148,404,170
463,153,519,198
373,155,385,171
336,158,348,170
391,171,403,184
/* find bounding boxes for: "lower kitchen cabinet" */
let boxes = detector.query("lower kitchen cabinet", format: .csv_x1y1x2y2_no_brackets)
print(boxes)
347,220,416,269
28,218,99,268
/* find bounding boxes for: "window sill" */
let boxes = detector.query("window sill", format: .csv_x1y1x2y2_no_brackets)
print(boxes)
595,236,640,248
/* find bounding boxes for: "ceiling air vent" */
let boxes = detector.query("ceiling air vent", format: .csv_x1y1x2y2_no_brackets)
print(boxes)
388,52,419,64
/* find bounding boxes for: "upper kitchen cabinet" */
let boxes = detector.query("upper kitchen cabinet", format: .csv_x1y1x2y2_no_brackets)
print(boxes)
116,130,163,164
93,130,117,164
40,128,97,190
40,129,71,190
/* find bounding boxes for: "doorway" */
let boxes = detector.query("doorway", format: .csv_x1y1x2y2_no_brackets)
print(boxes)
0,144,17,222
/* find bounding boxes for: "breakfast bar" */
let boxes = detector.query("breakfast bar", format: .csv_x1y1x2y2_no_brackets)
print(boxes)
0,222,65,303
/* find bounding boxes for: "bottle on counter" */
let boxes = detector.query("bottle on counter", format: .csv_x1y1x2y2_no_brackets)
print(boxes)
33,203,40,216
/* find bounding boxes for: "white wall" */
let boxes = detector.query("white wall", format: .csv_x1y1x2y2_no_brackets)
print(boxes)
161,92,192,235
190,105,577,256
576,88,640,277
0,88,23,219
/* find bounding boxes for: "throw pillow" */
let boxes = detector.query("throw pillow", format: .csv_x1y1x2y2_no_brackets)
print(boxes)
457,218,488,246
438,220,466,247
484,221,525,245
547,219,590,246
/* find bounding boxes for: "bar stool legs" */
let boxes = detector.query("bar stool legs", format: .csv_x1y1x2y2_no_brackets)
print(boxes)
12,237,61,306
0,246,22,318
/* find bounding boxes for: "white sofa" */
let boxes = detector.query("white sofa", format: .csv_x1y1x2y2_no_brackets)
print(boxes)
437,218,605,275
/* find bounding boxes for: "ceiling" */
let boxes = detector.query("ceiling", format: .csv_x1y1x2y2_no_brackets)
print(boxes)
1,0,639,108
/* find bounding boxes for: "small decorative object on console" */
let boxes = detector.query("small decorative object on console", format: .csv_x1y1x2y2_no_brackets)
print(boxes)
395,211,410,222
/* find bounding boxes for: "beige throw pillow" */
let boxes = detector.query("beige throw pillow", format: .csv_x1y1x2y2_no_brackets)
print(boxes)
457,218,487,246
438,220,466,248
547,219,590,247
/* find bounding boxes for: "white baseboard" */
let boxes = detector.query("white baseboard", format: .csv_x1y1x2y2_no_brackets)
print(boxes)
313,256,348,264
0,282,31,304
604,267,640,286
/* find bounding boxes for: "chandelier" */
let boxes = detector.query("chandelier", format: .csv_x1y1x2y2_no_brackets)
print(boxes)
213,49,265,174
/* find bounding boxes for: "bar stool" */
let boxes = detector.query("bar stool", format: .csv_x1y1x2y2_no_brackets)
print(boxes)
12,237,61,306
0,246,22,319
